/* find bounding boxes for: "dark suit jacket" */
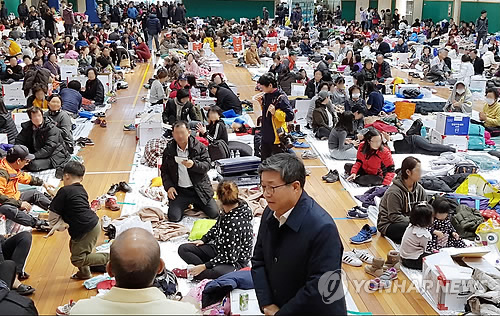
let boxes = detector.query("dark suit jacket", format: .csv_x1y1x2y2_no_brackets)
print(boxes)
251,191,347,315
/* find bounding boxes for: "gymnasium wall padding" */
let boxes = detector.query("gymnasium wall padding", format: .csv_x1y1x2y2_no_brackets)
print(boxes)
184,0,274,21
460,2,500,33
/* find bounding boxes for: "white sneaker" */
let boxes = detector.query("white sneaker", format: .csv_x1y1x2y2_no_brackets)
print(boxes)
301,150,318,159
56,300,76,315
342,251,363,267
353,249,374,264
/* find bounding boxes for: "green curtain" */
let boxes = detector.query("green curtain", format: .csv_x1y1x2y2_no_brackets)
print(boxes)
460,2,500,33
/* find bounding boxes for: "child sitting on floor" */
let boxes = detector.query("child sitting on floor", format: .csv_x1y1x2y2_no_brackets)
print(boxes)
400,202,434,270
426,197,467,252
49,161,110,279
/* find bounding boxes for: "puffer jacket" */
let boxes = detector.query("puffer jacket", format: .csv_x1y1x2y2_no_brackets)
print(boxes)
377,175,427,235
162,98,201,125
22,67,51,97
147,14,161,35
0,113,18,144
15,118,69,168
0,158,43,207
201,200,254,268
62,7,75,24
351,142,395,185
161,135,213,205
451,204,485,241
44,110,74,154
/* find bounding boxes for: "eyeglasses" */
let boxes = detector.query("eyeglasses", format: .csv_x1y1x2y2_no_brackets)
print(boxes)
260,183,291,195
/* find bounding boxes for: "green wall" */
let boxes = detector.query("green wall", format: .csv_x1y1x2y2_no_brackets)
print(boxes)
369,0,377,9
422,1,453,23
341,0,355,22
460,2,500,33
4,0,18,17
184,0,274,21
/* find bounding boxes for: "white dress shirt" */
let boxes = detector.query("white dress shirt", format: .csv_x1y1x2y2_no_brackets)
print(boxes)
274,208,294,227
177,144,193,188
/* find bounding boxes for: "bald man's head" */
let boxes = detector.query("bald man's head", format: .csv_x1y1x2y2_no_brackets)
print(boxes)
108,228,163,289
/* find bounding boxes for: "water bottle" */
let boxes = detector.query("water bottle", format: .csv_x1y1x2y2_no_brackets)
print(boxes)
235,150,240,158
420,126,427,138
230,150,235,158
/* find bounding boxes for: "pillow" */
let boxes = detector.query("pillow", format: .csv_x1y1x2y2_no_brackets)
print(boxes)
188,219,217,241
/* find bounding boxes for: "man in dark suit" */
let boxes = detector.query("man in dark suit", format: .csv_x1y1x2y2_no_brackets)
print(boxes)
252,153,347,315
470,49,484,75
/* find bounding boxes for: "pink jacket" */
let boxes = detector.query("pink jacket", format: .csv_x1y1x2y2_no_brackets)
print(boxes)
64,50,79,59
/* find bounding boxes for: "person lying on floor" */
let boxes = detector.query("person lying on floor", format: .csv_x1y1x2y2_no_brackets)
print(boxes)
329,111,359,160
15,106,70,172
345,128,395,186
393,134,455,156
49,161,110,280
161,121,219,222
479,88,500,137
178,181,253,280
443,81,472,115
377,156,426,244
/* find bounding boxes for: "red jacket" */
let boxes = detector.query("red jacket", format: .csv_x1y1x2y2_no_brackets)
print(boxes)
351,142,395,185
168,80,191,99
268,30,278,37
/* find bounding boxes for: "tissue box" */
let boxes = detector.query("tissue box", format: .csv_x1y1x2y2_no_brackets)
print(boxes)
435,112,470,136
430,128,469,152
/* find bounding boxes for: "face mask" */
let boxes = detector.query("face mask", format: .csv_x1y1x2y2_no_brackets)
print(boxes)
352,93,360,98
487,98,496,105
48,110,60,116
456,89,465,94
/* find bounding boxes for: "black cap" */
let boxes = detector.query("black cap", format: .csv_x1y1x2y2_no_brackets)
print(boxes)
7,145,35,161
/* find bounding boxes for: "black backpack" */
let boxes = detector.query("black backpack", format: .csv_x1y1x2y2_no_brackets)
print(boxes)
0,284,38,316
153,268,181,300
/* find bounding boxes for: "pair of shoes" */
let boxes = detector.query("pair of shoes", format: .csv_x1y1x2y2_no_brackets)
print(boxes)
305,124,312,130
90,199,101,212
101,215,112,231
293,141,310,148
100,120,107,128
369,267,398,290
322,169,339,183
301,150,317,159
16,284,35,296
76,137,94,147
105,196,120,211
95,112,106,118
70,272,92,280
93,118,102,125
383,250,401,271
342,251,363,266
56,300,76,316
123,124,136,131
350,224,376,244
107,182,133,195
347,206,368,219
364,257,385,277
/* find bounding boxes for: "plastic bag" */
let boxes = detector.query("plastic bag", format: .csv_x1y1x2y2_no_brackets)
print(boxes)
114,215,154,238
394,101,416,119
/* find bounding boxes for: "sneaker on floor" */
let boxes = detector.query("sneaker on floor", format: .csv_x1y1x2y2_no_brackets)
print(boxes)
350,225,373,244
352,249,374,264
301,150,318,159
347,207,368,219
107,184,119,195
353,205,368,213
342,251,363,267
105,197,120,211
322,170,336,181
90,199,101,212
123,124,137,131
293,141,310,148
100,120,107,128
101,215,111,231
291,131,306,138
118,181,132,193
325,170,339,183
56,300,76,316
368,277,391,291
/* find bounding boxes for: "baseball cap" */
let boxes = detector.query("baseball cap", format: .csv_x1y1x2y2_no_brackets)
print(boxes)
317,90,329,100
178,74,188,81
7,145,35,161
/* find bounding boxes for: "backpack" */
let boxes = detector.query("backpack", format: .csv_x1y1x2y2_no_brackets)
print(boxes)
468,124,486,151
444,193,490,210
0,282,38,315
454,160,479,174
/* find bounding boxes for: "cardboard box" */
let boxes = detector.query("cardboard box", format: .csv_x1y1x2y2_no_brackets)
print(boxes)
290,83,306,96
61,65,78,81
98,74,113,95
192,97,216,108
293,99,312,123
138,120,162,146
435,112,470,136
422,252,474,312
430,128,469,152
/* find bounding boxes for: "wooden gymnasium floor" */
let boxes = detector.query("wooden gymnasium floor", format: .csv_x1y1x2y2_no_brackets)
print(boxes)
25,48,446,315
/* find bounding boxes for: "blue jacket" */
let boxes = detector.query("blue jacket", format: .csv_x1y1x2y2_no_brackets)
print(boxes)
127,7,138,19
60,88,82,114
251,191,347,315
147,14,161,35
202,270,253,308
299,41,313,56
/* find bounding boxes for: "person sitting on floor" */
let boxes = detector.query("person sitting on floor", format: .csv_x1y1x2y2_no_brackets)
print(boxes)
208,82,242,115
400,202,433,270
426,48,450,82
349,104,367,139
269,54,284,76
329,111,358,160
168,73,190,99
345,128,395,186
365,81,384,116
211,73,231,91
258,40,271,58
0,260,38,312
479,88,500,137
316,54,334,81
1,56,23,82
426,197,467,253
0,99,18,143
60,80,83,115
49,161,110,280
330,76,348,106
312,92,332,140
458,54,474,87
44,94,74,154
133,36,151,62
148,69,168,105
304,69,323,99
81,67,105,106
163,89,201,126
360,59,377,83
43,52,60,80
282,51,298,72
351,54,363,73
469,49,484,75
70,228,199,314
483,45,498,71
341,50,354,68
374,53,391,82
178,181,253,280
15,107,69,172
26,84,48,109
197,106,229,159
245,43,261,67
161,121,219,222
378,156,426,244
344,85,367,112
299,37,313,56
393,37,408,53
444,81,472,115
306,85,335,129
